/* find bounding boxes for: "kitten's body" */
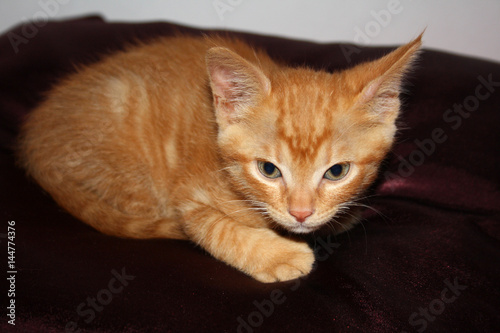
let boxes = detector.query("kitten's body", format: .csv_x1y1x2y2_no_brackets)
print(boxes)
19,35,421,282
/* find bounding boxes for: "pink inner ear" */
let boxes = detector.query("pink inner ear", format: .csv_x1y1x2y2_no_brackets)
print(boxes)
362,77,400,103
362,78,382,103
358,75,402,121
211,66,236,101
207,48,271,126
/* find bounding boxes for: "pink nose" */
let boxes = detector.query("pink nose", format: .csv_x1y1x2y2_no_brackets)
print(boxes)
289,209,313,223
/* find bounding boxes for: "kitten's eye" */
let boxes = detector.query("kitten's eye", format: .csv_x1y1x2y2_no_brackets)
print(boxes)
324,162,350,181
257,161,282,179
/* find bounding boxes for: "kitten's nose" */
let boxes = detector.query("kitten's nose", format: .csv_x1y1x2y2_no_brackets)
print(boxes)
289,209,313,223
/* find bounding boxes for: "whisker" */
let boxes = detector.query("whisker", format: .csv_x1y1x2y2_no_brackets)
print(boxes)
213,166,233,174
328,217,352,244
219,199,266,207
348,196,392,227
337,200,372,254
331,121,360,148
358,220,368,255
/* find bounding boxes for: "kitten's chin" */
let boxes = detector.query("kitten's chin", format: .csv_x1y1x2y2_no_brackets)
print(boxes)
287,223,320,234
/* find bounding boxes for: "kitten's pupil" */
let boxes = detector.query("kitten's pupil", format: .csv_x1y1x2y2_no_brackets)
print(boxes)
264,162,275,174
258,161,281,179
330,164,343,176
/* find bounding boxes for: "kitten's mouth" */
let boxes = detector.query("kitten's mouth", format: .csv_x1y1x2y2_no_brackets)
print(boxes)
266,208,326,234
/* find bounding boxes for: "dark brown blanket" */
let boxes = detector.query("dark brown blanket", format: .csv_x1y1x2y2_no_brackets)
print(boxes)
1,17,499,332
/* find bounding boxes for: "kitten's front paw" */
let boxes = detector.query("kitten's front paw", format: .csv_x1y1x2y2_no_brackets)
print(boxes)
253,241,315,283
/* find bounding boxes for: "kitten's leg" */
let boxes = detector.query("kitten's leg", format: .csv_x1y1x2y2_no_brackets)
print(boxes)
118,216,188,240
181,203,315,283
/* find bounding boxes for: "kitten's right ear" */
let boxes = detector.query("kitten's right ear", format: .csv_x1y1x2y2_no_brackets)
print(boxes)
354,32,423,124
206,47,271,128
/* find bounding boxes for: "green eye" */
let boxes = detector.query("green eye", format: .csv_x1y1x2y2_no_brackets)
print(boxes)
324,162,350,181
257,161,282,179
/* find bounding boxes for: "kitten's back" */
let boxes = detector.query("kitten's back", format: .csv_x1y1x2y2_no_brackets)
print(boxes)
18,36,262,238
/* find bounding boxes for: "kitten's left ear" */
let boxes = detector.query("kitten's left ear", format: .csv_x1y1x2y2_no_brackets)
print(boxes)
354,32,423,123
206,47,271,128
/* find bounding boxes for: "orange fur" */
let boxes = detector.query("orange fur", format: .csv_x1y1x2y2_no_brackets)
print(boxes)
18,34,422,282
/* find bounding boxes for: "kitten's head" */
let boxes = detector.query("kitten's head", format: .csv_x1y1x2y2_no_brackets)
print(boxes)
207,34,422,234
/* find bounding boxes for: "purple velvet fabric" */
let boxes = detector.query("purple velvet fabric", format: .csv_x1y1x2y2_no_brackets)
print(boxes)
1,17,499,332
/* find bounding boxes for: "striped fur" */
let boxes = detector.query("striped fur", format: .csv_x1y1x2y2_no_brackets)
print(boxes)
18,34,422,282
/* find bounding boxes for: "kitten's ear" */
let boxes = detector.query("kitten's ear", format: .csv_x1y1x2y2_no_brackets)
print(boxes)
206,47,271,127
354,32,423,123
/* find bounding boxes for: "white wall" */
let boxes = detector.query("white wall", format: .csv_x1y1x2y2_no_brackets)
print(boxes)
1,0,499,62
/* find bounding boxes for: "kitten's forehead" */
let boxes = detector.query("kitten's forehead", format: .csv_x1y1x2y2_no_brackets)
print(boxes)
271,72,349,162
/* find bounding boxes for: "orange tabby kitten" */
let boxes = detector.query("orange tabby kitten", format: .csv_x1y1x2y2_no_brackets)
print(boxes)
18,33,421,282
